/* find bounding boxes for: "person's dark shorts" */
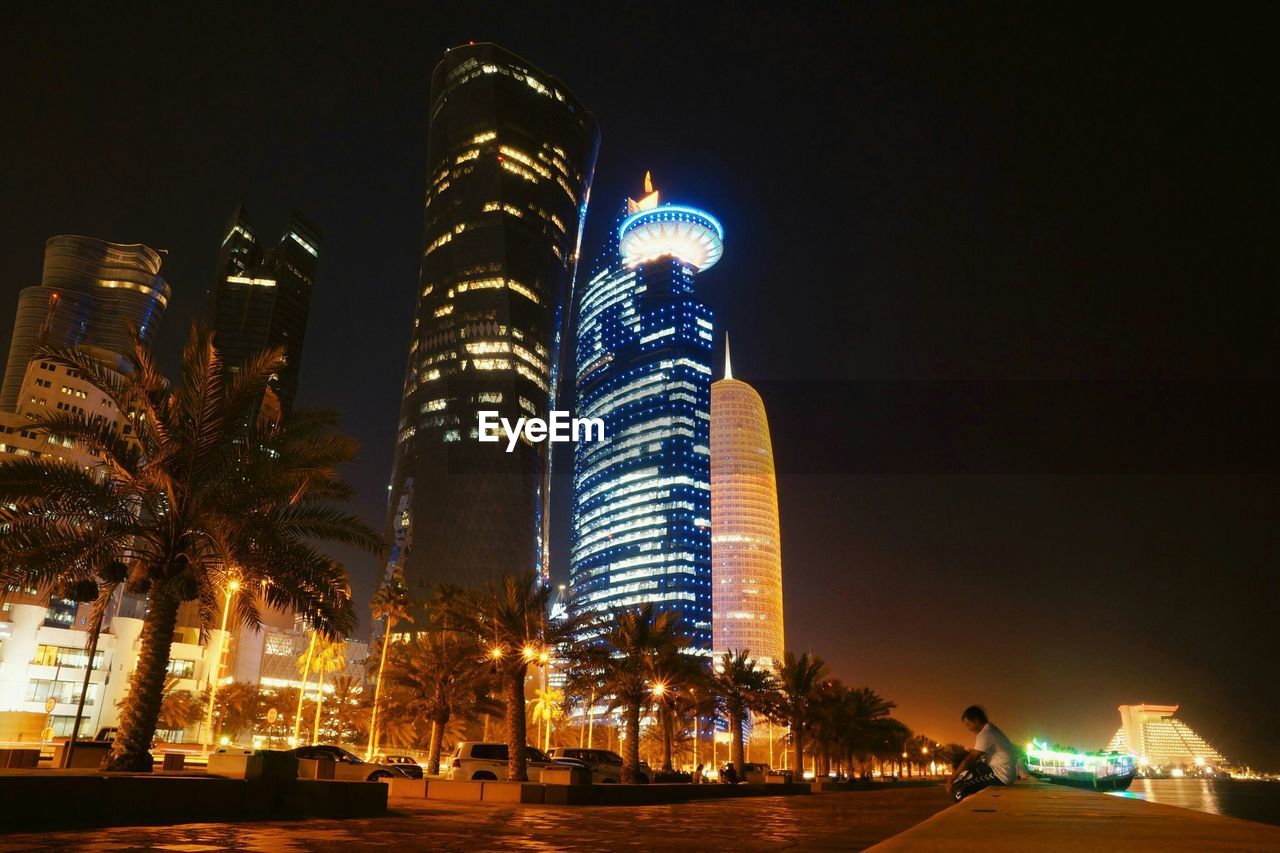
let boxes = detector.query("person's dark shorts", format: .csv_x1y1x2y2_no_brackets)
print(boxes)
951,761,1007,801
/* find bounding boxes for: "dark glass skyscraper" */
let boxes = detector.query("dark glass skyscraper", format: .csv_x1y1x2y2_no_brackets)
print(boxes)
569,177,723,653
385,43,599,596
209,206,321,420
1,236,170,412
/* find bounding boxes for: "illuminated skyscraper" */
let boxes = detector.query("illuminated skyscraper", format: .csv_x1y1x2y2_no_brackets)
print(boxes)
569,176,723,652
210,206,321,420
710,340,784,669
385,44,599,595
1,236,169,411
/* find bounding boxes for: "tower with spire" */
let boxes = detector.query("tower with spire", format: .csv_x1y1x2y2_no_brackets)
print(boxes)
710,335,785,670
568,174,724,653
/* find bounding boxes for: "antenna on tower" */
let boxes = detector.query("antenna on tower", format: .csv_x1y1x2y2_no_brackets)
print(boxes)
643,170,654,194
724,334,733,380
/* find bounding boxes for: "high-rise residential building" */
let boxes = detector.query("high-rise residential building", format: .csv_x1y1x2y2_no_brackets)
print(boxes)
209,206,321,420
569,176,723,652
0,235,171,739
383,43,599,597
710,340,785,669
1,236,169,411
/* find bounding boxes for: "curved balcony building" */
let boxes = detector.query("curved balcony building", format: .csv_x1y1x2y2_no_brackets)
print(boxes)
569,176,721,652
1,236,170,411
384,43,599,595
710,341,784,669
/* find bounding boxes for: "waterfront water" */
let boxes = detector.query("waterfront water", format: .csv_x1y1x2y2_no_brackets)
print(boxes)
1111,778,1280,827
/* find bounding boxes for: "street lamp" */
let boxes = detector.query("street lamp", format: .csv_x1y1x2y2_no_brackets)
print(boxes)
203,577,239,753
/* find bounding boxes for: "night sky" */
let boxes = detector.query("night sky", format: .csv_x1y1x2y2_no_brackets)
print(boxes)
4,4,1276,766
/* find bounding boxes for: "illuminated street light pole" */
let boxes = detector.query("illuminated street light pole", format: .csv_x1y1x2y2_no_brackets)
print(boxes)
203,578,240,753
540,649,551,752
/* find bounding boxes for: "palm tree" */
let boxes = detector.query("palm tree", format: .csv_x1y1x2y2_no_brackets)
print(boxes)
365,566,413,759
773,651,828,776
575,604,689,783
305,636,348,744
710,650,777,774
650,644,707,772
154,677,204,738
327,674,365,746
384,629,496,774
212,681,260,745
0,327,379,770
530,686,565,752
256,687,298,749
440,572,582,782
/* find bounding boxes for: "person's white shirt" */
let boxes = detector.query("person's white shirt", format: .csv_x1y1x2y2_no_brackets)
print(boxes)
974,722,1017,785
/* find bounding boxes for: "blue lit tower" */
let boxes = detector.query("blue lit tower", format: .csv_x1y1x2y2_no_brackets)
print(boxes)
569,174,724,653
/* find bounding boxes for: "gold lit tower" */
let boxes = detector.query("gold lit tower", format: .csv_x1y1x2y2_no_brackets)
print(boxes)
711,338,784,668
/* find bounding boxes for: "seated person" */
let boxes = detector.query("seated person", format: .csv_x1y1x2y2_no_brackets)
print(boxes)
946,705,1017,801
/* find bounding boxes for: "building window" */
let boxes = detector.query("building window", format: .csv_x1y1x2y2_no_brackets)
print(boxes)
31,644,104,669
166,659,196,679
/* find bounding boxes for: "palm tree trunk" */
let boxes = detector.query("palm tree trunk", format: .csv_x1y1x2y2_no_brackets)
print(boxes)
293,632,315,745
793,720,804,778
622,700,642,783
730,708,746,774
505,666,529,781
365,633,390,760
661,706,674,772
428,714,447,775
311,668,326,744
102,583,181,771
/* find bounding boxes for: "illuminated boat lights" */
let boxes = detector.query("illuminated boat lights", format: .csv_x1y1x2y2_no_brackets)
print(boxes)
619,204,724,273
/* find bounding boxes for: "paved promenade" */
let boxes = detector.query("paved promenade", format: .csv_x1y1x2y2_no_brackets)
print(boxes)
0,787,946,851
869,780,1280,851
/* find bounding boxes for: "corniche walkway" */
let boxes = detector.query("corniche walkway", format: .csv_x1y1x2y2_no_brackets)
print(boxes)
2,780,1277,850
0,785,945,851
866,780,1280,851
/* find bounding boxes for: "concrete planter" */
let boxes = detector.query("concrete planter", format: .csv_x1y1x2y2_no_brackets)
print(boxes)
0,747,40,768
481,781,546,804
424,779,484,801
387,777,426,798
541,766,592,786
296,756,337,780
52,740,112,769
208,750,299,780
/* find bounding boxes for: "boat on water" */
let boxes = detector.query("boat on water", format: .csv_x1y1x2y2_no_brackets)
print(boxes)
1024,740,1136,791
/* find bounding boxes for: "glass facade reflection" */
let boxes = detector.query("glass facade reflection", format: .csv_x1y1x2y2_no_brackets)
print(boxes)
385,43,599,595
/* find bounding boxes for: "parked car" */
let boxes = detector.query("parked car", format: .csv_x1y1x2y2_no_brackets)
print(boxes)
95,727,157,749
448,742,558,781
545,747,654,783
380,754,425,778
288,745,408,782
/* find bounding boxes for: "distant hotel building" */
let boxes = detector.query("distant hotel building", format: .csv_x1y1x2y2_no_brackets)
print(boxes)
0,236,169,411
384,43,599,596
569,176,723,652
210,207,321,420
1105,703,1228,768
710,341,784,669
